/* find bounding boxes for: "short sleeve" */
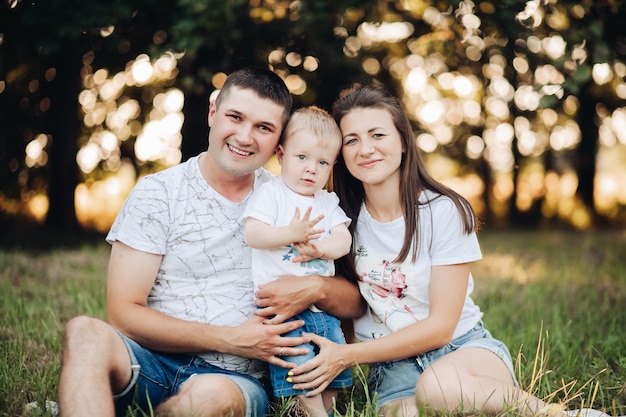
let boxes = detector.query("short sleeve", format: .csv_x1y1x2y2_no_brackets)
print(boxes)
427,197,481,266
106,175,169,254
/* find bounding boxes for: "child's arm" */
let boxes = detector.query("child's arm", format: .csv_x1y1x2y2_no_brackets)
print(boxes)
292,223,351,261
245,207,325,249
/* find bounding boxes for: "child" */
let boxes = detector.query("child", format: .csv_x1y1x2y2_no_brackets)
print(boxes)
242,106,353,417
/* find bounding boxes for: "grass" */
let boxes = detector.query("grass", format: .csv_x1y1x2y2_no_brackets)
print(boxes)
1,230,625,416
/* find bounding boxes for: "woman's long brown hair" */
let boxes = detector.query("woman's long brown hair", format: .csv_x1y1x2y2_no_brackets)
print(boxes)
331,85,477,282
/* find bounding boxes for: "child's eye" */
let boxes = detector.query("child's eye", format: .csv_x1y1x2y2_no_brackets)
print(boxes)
298,155,306,160
319,160,329,166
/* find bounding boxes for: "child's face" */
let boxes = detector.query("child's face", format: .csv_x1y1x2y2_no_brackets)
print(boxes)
277,132,339,196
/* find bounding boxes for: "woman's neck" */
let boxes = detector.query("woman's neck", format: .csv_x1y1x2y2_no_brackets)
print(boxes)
363,183,403,222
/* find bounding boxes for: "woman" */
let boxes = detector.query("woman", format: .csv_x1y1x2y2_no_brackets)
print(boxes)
285,85,613,417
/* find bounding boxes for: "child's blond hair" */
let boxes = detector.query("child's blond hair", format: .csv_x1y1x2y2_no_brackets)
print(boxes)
281,106,342,153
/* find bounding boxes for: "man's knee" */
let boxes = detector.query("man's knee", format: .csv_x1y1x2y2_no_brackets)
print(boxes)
62,316,125,364
65,315,104,336
172,375,247,417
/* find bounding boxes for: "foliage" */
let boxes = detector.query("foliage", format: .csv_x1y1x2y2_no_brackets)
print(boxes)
1,0,626,233
1,231,625,416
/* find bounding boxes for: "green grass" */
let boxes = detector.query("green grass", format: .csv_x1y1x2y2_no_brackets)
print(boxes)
1,231,625,417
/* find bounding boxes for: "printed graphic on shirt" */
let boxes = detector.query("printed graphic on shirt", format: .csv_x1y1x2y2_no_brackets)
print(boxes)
355,244,428,333
288,244,331,276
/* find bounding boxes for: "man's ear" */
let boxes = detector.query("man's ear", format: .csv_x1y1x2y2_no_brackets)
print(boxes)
208,100,217,127
276,144,285,165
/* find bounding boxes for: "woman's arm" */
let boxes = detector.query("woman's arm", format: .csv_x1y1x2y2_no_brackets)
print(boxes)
286,263,471,395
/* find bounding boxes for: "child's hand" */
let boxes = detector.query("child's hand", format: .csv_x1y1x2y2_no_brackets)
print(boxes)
288,207,325,243
291,241,324,262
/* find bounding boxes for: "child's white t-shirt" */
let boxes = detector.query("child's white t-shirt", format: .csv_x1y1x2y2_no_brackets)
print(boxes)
242,179,351,290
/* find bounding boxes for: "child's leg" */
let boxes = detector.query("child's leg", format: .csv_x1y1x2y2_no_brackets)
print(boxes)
296,393,329,417
322,388,338,415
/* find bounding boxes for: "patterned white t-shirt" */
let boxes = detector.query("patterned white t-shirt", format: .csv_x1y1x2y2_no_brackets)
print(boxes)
353,190,484,342
106,153,274,378
241,179,351,290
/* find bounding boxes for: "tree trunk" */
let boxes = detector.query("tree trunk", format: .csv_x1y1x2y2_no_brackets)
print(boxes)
181,90,209,162
576,84,598,220
44,47,81,233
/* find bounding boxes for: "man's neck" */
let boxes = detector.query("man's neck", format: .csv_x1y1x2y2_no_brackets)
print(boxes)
198,154,255,203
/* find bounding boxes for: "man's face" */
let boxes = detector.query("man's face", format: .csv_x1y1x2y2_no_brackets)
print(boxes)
207,87,285,177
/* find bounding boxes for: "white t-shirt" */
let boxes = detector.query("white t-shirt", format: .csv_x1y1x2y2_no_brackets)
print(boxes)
106,153,274,378
353,190,483,342
241,179,351,290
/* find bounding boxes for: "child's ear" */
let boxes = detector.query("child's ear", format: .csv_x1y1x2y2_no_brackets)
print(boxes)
276,144,285,164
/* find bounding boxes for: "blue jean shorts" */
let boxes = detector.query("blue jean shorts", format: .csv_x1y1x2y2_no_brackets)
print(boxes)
271,309,352,397
114,331,270,417
367,321,518,409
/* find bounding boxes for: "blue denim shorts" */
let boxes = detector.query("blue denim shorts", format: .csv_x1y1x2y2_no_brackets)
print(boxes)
271,309,352,397
367,321,518,409
114,331,270,417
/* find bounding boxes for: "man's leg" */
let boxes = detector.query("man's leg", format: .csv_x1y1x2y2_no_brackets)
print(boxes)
58,316,133,417
155,374,261,417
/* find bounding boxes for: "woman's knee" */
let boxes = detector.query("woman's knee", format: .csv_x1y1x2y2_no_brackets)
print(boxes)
415,368,462,410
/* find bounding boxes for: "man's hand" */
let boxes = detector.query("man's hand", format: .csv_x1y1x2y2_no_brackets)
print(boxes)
226,316,310,368
254,275,323,324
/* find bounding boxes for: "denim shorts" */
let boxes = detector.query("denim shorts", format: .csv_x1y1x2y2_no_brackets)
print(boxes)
271,309,352,397
114,331,270,417
367,321,518,409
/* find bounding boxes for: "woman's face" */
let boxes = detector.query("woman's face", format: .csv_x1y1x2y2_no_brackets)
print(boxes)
339,107,403,187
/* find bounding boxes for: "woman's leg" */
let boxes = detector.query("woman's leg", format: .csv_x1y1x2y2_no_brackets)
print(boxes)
415,347,550,416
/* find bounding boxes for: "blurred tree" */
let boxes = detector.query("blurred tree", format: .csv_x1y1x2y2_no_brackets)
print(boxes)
0,0,379,237
0,0,177,235
1,0,625,237
328,0,626,228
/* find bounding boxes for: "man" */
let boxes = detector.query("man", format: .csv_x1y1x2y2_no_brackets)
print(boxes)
57,67,363,417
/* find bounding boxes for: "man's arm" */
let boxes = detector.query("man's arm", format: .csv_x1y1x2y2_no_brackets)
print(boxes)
105,241,309,366
254,273,366,324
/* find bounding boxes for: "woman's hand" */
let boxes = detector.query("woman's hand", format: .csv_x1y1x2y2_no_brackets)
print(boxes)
287,332,352,397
